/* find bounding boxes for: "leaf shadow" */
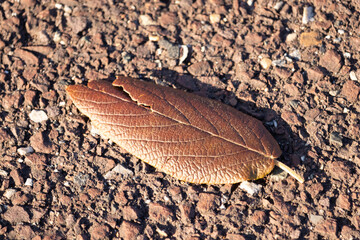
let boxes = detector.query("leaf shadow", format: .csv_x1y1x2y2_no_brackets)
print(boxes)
148,68,310,187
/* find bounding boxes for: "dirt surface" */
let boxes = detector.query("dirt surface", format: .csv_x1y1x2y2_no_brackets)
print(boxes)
1,0,360,239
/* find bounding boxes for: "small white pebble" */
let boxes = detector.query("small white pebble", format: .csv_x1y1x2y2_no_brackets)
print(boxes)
104,164,133,179
63,181,71,187
163,195,170,202
338,29,345,35
4,189,17,199
145,199,151,204
273,1,284,11
350,71,358,81
343,108,350,113
156,228,168,237
209,14,221,24
17,158,24,163
64,5,72,14
55,3,62,9
344,52,351,58
333,37,342,43
179,45,190,65
17,146,34,155
149,35,160,42
53,32,61,43
247,0,254,6
0,169,8,177
302,6,314,24
301,156,306,161
286,33,297,42
273,120,278,128
29,110,48,123
260,58,272,70
239,181,262,196
139,15,156,26
24,178,33,186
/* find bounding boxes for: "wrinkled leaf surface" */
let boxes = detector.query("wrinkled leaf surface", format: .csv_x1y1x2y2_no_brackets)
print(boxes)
66,76,282,184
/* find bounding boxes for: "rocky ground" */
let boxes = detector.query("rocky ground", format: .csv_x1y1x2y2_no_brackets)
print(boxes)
1,0,360,239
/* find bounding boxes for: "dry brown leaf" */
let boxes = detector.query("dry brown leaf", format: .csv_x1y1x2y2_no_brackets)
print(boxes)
66,76,303,184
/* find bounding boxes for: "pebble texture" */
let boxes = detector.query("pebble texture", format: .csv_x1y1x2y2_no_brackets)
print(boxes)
1,0,360,239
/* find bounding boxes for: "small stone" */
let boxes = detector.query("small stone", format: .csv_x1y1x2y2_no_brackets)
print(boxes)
336,194,351,210
4,189,17,199
260,58,272,69
159,12,179,26
24,178,33,186
349,37,360,51
17,146,34,155
3,206,30,224
0,169,8,177
314,218,337,238
329,132,343,147
66,16,87,34
139,15,157,26
148,203,174,223
273,67,292,79
249,210,268,225
188,61,211,76
87,188,101,199
74,173,89,188
210,14,221,24
341,226,360,240
24,90,38,106
29,110,48,123
197,193,220,216
319,50,342,73
167,45,180,59
244,32,263,45
286,33,297,42
8,225,35,239
104,164,133,179
307,182,323,199
179,203,195,222
299,32,322,47
122,206,140,221
2,92,24,110
350,71,358,81
239,181,262,195
341,80,360,102
13,49,39,66
30,131,53,154
284,84,301,96
10,169,24,186
302,6,314,24
179,45,190,65
352,215,360,230
309,214,324,225
326,161,351,182
281,111,302,126
89,224,109,240
307,67,325,82
329,90,339,96
119,221,141,240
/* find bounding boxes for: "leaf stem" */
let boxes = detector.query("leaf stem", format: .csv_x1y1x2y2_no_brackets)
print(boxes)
274,160,304,183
